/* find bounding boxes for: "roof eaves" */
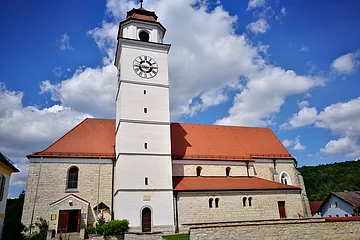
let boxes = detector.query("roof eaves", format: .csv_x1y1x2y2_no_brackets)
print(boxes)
0,152,19,172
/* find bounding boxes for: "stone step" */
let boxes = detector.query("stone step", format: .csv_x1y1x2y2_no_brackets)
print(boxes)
54,232,82,240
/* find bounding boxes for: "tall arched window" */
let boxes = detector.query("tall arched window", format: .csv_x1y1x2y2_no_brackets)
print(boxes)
226,167,231,177
248,197,252,207
279,171,292,185
67,167,79,189
215,198,219,208
209,198,213,208
243,197,247,207
196,166,202,177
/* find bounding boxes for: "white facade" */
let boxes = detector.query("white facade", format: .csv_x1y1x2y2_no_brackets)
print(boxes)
114,16,174,230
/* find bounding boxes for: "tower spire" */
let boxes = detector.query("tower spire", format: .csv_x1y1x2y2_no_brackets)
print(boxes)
140,0,143,8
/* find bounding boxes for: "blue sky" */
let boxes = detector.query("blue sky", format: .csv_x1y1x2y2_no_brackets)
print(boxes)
1,0,360,197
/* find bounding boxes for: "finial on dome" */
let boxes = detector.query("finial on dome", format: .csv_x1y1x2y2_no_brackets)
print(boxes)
140,0,143,8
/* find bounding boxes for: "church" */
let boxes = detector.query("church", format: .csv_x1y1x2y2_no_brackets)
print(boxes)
21,3,311,238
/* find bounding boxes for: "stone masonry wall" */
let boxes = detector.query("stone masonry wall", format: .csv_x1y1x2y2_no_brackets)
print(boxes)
22,161,113,229
177,190,304,232
189,218,360,240
172,161,299,187
172,164,249,177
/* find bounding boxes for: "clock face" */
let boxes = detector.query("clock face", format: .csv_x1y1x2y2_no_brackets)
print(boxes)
133,55,158,79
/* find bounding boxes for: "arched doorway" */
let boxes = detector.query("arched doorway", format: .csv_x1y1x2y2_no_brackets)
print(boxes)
142,207,151,232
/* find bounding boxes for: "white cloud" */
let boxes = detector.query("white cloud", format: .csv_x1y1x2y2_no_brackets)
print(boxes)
299,46,309,52
297,100,309,108
320,137,360,157
217,70,324,127
247,0,267,10
53,66,63,77
57,33,73,51
246,18,270,34
282,139,292,148
281,107,317,129
282,136,306,151
40,64,117,118
282,97,360,157
316,97,360,137
331,51,360,75
281,7,286,16
293,136,306,150
0,83,91,188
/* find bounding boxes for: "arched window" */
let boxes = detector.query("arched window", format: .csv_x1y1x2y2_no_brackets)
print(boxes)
0,175,5,201
248,197,252,207
280,171,292,185
215,198,219,208
67,167,79,189
226,167,231,177
139,31,150,42
334,201,338,208
196,166,202,177
209,198,213,208
243,197,247,207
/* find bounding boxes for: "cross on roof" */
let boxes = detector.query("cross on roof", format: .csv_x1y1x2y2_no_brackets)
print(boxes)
140,0,143,8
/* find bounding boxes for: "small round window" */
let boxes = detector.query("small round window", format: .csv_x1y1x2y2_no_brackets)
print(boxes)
139,31,150,42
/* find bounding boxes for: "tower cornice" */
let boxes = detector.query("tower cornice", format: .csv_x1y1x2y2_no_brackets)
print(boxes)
114,37,171,66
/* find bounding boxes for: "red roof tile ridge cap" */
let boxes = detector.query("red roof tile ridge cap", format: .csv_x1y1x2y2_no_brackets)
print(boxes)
171,122,270,130
87,118,114,121
27,118,89,157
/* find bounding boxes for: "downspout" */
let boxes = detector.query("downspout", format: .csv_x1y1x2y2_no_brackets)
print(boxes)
273,158,276,170
246,161,249,177
174,192,179,233
29,157,42,237
96,157,101,222
111,158,115,220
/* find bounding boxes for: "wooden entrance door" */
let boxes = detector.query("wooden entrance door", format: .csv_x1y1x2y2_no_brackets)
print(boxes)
58,210,69,233
142,207,151,233
278,201,286,218
57,210,81,233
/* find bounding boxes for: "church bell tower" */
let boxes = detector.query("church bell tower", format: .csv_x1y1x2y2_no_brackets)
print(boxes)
113,3,174,232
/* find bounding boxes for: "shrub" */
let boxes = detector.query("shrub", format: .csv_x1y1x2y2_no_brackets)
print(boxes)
24,218,48,240
86,225,97,234
99,219,129,237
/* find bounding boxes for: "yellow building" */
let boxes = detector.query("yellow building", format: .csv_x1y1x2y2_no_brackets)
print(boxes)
0,152,19,239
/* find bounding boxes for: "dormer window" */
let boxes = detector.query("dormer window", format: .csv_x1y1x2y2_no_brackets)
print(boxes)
139,31,150,42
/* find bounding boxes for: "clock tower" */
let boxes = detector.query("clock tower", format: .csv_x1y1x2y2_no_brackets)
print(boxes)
113,5,174,232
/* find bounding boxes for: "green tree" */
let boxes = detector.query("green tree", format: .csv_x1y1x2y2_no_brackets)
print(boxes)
298,160,360,201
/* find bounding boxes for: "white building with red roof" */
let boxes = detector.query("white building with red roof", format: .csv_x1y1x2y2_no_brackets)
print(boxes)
21,3,311,239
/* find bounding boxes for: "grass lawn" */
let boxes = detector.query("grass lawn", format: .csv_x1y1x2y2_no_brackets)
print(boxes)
162,233,189,240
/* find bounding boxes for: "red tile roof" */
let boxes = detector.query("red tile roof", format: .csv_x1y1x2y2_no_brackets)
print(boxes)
28,118,293,161
309,201,323,214
28,119,115,158
173,177,301,191
126,7,158,22
171,123,292,161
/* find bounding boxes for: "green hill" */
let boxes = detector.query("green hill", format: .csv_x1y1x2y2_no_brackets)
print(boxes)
298,160,360,201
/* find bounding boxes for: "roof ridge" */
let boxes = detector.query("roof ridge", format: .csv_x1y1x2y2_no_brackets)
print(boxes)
28,118,89,157
172,122,270,130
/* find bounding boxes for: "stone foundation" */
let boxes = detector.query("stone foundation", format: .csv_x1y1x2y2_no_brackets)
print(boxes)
189,217,360,240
